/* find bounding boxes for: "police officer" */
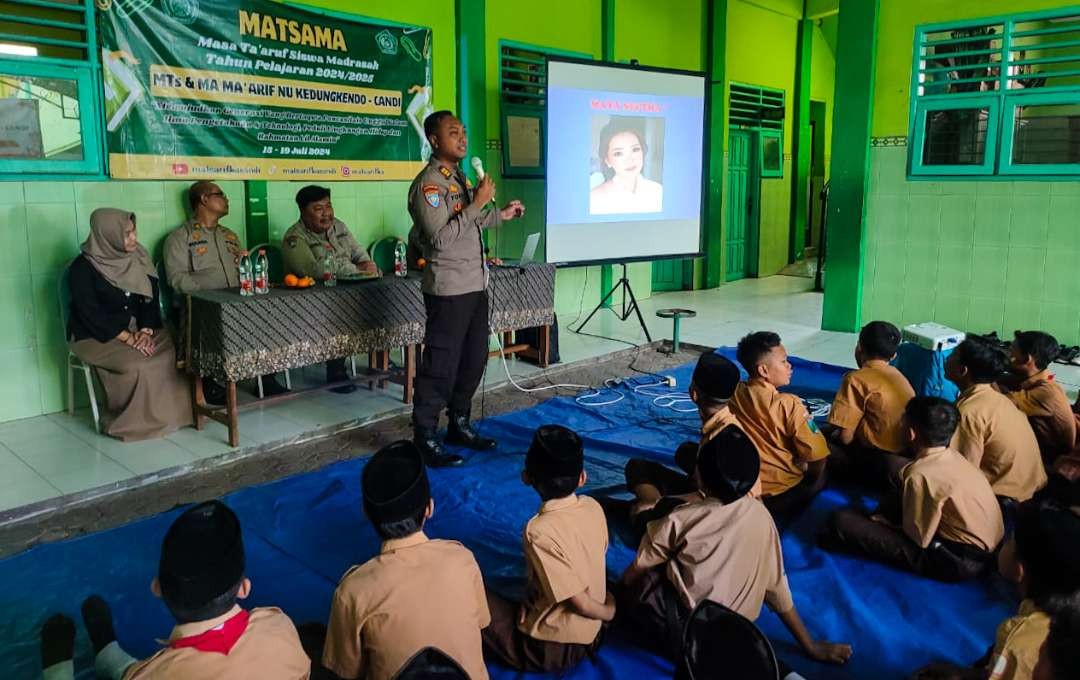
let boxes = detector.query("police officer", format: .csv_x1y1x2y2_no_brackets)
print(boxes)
282,185,379,394
164,181,288,403
408,110,524,467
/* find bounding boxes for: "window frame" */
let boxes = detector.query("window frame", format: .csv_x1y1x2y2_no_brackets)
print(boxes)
999,90,1080,176
910,95,1000,176
758,128,784,178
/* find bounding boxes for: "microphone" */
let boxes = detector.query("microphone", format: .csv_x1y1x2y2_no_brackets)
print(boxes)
470,156,496,206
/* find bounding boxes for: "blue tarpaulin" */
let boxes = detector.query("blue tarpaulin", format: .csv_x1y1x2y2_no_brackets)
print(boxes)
0,349,1013,679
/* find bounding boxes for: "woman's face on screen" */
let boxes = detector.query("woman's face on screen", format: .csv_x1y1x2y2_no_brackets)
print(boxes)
604,131,644,179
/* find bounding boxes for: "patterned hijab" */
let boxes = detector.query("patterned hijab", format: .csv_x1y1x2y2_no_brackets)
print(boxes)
81,208,156,299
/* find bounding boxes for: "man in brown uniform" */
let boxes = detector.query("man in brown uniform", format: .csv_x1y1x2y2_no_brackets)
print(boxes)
483,425,613,674
730,331,830,524
619,428,852,669
821,397,1004,582
44,500,309,680
1000,331,1076,465
946,338,1047,506
323,441,490,680
827,321,916,488
408,110,524,467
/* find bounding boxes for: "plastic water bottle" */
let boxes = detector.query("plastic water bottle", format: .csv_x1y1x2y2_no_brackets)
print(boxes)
238,250,254,296
254,248,269,294
322,253,336,287
394,240,407,277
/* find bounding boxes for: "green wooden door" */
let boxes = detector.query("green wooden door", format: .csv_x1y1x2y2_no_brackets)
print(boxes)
651,258,685,291
725,130,759,281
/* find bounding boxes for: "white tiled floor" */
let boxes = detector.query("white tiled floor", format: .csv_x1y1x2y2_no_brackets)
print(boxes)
1,275,1074,518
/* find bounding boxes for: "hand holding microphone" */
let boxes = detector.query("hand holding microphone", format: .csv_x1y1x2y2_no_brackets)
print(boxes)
471,156,525,220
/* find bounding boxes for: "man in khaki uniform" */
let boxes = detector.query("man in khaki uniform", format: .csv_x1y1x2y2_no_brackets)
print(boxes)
408,110,525,468
620,429,852,669
945,338,1047,503
822,397,1004,582
483,426,612,673
323,441,490,680
281,185,377,279
1000,331,1077,465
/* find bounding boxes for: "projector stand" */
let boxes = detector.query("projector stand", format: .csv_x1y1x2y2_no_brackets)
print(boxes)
573,263,653,343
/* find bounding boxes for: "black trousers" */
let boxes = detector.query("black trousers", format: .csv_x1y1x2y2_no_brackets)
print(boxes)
413,290,489,431
761,469,827,527
827,441,911,492
821,508,994,582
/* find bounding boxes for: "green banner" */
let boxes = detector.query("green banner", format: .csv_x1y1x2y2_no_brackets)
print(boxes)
99,0,433,180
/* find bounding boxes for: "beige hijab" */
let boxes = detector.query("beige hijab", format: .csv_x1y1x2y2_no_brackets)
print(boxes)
81,208,156,299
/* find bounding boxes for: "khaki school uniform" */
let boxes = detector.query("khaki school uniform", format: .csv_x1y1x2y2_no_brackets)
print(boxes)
1004,370,1077,463
730,379,830,496
323,533,490,680
633,495,793,620
901,447,1005,552
519,495,609,645
163,220,242,294
952,384,1047,501
123,606,309,679
987,600,1050,680
828,359,915,454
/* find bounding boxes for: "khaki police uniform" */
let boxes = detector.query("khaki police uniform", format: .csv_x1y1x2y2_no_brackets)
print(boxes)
407,158,501,433
1003,370,1076,464
281,219,371,279
123,606,310,679
163,219,242,295
828,359,916,454
987,600,1051,680
323,533,490,680
953,384,1048,502
482,495,607,673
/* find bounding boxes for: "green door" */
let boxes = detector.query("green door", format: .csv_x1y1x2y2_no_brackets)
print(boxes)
651,258,685,291
725,130,760,281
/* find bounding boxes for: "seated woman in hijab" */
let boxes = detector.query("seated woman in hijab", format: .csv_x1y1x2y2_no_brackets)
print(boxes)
66,208,193,441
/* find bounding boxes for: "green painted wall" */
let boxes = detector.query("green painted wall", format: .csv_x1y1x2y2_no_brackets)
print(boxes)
810,20,835,176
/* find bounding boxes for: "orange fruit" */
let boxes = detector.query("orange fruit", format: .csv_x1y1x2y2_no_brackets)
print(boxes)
284,274,299,287
417,257,427,269
302,277,315,287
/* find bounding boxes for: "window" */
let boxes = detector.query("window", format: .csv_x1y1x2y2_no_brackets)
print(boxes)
909,7,1080,178
0,0,103,177
729,82,786,178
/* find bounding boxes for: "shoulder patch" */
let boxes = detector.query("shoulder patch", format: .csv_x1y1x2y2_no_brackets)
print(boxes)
286,236,298,248
423,185,441,208
224,231,238,242
438,166,452,179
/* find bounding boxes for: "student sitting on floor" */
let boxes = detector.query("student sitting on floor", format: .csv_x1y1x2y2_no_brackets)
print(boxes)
826,321,916,487
946,338,1047,506
999,331,1076,466
910,500,1080,680
1034,594,1080,680
623,351,758,535
730,331,830,523
322,441,490,680
618,427,852,669
39,500,310,680
820,397,1004,583
483,425,613,674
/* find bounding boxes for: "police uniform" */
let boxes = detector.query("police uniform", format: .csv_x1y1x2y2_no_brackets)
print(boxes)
281,219,372,279
163,219,242,295
407,158,501,438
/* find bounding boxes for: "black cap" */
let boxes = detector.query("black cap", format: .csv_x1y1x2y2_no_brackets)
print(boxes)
525,425,584,480
362,441,431,524
158,501,245,610
295,185,331,210
691,352,742,401
697,426,760,503
1015,501,1080,604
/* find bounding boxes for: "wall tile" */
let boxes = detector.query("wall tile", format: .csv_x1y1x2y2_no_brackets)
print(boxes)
1012,182,1050,197
0,182,24,204
1009,195,1050,248
874,246,906,288
1050,181,1080,197
968,297,1005,335
24,182,73,204
1004,247,1045,302
906,197,941,244
871,193,909,245
1042,250,1080,305
1003,299,1043,337
937,244,973,295
26,204,78,276
0,205,30,277
945,182,978,195
1047,196,1080,252
908,181,941,195
0,275,35,350
32,274,63,348
973,195,1013,247
36,342,69,415
1039,303,1080,347
970,245,1008,300
0,348,44,421
977,181,1012,197
904,243,939,288
875,147,909,195
938,195,975,245
934,293,970,331
73,182,124,206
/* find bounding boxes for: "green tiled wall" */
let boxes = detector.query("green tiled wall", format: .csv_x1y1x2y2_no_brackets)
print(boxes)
861,143,1080,344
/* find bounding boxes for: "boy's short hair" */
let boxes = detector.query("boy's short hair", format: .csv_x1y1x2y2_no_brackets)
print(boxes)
362,441,431,541
525,425,584,501
904,397,959,447
735,332,782,374
423,110,455,138
696,426,760,503
1014,501,1080,609
953,337,1008,383
691,352,742,402
295,185,331,210
1045,594,1080,680
158,500,245,624
1013,331,1060,370
859,321,902,359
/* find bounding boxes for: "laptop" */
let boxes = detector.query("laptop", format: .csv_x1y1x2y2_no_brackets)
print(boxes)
495,232,540,268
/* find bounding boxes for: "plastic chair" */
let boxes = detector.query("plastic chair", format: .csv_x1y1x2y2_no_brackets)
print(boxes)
58,264,102,433
248,243,292,396
369,236,402,275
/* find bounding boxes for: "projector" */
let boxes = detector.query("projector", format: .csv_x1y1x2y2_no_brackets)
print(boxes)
901,322,966,351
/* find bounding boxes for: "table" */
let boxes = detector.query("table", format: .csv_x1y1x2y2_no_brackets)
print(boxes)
186,265,556,445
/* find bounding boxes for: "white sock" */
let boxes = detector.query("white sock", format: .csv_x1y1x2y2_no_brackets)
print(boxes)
41,659,74,680
94,641,137,680
783,672,807,680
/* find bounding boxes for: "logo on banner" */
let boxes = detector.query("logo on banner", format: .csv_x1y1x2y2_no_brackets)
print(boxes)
375,29,397,55
163,0,199,24
341,166,351,177
172,162,189,175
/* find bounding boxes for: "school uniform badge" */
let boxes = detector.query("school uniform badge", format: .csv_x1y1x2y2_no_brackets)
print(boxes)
423,184,441,208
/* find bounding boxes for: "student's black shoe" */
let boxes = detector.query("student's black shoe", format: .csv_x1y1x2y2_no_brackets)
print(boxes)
260,374,290,397
203,378,227,406
415,429,464,468
40,614,75,670
445,410,497,450
81,595,117,654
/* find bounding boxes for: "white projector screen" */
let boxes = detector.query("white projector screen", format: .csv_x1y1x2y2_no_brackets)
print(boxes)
544,59,706,266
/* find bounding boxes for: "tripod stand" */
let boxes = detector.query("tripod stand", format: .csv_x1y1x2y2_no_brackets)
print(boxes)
573,263,653,342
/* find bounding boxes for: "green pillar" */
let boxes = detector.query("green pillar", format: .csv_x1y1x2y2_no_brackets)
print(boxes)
245,180,269,246
821,0,878,332
790,18,813,263
703,0,727,289
455,0,486,245
599,0,615,305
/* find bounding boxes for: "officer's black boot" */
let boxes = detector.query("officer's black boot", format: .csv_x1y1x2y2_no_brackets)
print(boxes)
414,427,464,468
445,409,497,450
